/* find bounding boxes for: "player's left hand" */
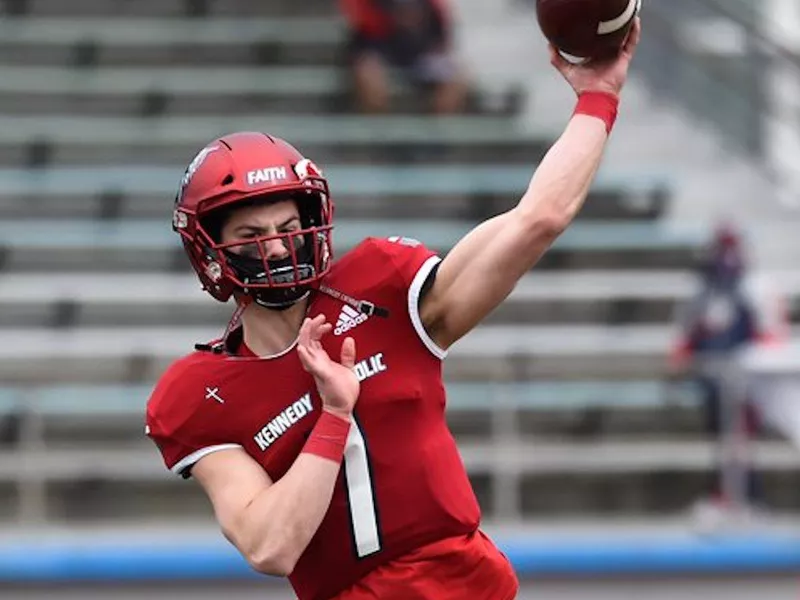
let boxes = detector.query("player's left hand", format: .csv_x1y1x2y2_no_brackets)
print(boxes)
297,314,360,419
549,16,641,98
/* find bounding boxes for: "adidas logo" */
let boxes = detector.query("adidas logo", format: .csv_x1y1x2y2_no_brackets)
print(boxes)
334,305,369,336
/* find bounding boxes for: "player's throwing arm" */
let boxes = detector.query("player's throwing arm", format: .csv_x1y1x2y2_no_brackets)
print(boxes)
417,18,642,351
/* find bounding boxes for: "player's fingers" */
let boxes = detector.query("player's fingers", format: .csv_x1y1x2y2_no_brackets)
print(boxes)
340,337,356,369
308,314,328,342
308,325,333,353
299,342,329,375
298,317,313,349
296,343,313,372
548,44,567,70
623,17,641,56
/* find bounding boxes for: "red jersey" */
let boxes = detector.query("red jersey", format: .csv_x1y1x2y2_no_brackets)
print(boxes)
146,237,518,600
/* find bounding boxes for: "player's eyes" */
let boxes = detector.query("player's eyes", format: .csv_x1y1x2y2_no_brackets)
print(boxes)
286,231,305,249
237,242,260,258
235,234,303,259
276,227,304,248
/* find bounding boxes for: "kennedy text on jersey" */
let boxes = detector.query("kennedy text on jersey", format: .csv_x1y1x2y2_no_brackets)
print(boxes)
254,393,314,451
251,354,388,452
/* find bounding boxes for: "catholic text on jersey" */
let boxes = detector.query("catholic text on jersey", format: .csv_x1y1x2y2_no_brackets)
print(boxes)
353,352,387,382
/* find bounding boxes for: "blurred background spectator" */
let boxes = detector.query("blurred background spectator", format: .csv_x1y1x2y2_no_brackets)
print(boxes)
670,224,787,525
340,0,468,114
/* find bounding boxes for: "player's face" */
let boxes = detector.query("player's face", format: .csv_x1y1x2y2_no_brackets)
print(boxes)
220,199,305,262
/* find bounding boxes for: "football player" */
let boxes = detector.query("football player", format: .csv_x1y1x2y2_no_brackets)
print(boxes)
146,20,640,600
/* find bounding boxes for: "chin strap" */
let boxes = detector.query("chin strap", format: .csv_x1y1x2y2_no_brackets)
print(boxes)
224,297,250,338
318,284,390,318
194,296,250,354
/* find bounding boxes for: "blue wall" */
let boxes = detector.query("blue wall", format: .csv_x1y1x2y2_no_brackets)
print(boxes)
4,531,800,581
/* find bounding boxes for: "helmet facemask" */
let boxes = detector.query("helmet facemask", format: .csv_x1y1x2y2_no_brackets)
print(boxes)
198,190,333,310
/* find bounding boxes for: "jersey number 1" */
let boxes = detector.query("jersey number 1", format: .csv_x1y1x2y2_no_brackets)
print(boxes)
343,419,381,557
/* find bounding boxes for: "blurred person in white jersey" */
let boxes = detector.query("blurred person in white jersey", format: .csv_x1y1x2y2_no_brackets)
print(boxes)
671,223,788,524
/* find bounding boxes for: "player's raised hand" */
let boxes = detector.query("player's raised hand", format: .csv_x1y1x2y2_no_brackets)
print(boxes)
550,16,641,98
297,314,360,419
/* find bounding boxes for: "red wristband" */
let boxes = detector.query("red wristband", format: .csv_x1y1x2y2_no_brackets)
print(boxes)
574,91,619,134
302,411,351,463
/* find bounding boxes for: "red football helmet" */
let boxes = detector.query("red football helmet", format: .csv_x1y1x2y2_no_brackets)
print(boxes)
173,132,334,309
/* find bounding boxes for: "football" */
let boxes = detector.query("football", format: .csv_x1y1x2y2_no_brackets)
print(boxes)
536,0,640,60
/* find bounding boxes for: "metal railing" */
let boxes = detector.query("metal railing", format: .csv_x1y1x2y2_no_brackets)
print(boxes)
636,0,770,156
638,0,800,181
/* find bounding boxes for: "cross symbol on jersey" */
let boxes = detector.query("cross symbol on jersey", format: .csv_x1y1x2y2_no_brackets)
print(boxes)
205,387,224,404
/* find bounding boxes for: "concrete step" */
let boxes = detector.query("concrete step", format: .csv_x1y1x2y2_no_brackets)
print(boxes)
7,0,336,17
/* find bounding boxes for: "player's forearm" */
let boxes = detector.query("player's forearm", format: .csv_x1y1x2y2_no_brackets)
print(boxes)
237,451,342,575
234,412,351,576
518,114,608,233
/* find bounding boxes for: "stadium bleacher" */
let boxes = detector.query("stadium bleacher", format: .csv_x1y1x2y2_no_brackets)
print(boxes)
2,0,799,541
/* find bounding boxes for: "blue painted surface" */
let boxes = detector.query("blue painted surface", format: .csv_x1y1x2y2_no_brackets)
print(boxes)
2,533,799,581
502,533,800,575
